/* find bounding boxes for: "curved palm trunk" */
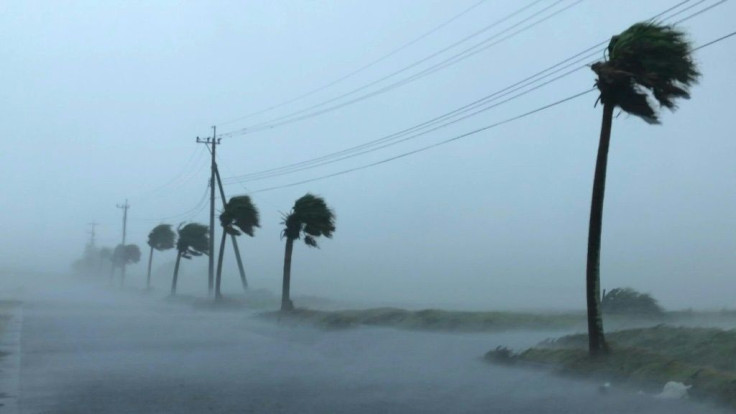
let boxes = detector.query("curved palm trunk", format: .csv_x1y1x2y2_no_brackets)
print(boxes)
215,230,227,300
231,235,248,290
146,246,154,290
586,102,614,356
281,238,295,312
171,251,182,295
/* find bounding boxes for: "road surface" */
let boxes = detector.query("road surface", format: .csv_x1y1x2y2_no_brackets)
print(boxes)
5,281,729,413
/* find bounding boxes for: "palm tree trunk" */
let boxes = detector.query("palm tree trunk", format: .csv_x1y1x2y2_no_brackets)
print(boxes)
586,102,614,356
215,230,227,300
230,235,248,290
281,238,295,312
146,246,154,290
171,251,182,295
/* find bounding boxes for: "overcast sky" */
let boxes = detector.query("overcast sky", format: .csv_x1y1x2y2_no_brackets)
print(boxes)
1,0,734,310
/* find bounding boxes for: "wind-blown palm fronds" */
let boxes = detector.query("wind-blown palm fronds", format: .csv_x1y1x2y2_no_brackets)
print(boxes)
585,22,699,356
280,194,336,311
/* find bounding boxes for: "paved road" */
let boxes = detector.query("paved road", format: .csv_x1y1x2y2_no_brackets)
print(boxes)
9,282,729,413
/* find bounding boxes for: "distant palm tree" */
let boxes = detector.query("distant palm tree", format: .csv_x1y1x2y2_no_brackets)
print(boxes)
586,22,699,355
216,195,260,299
280,194,335,312
112,244,142,285
171,223,209,295
98,247,112,271
146,224,176,290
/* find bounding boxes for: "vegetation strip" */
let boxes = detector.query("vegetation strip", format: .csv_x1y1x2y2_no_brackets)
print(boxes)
262,307,586,332
486,326,736,410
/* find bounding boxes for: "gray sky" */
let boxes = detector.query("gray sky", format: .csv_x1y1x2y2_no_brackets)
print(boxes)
1,0,734,310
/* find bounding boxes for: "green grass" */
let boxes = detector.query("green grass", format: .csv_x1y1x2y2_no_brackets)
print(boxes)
263,307,587,332
487,326,736,410
263,306,736,333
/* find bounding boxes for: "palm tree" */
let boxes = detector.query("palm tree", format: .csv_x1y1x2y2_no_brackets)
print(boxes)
98,247,112,272
112,244,141,285
586,22,699,355
280,194,335,312
216,195,260,299
146,224,176,290
170,223,209,295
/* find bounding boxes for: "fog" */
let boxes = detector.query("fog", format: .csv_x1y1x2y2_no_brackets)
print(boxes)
0,0,735,411
1,0,735,311
0,275,727,413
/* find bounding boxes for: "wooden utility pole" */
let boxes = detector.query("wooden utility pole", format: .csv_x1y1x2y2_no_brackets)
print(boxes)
214,164,248,289
87,222,98,247
197,127,218,295
116,200,129,280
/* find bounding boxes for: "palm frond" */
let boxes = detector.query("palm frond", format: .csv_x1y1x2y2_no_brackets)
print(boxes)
148,224,176,251
281,193,336,247
593,22,699,122
177,222,209,256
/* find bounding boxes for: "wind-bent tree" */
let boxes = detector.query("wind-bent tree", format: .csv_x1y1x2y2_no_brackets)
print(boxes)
146,224,176,290
171,223,209,295
216,195,260,299
98,247,112,271
586,22,699,355
280,194,335,312
112,244,142,285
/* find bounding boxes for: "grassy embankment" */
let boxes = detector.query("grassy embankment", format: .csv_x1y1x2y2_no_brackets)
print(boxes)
265,307,588,331
486,326,736,410
263,306,736,332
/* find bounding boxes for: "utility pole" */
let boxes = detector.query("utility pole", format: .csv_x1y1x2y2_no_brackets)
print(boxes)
214,164,248,289
116,199,130,281
197,127,218,295
87,222,98,247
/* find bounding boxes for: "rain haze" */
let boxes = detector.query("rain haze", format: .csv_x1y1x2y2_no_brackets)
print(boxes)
0,1,735,413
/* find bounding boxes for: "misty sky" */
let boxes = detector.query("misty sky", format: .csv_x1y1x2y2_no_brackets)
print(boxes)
1,0,734,310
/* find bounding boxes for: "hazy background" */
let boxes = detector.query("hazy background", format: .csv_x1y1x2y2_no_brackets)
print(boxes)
1,0,734,310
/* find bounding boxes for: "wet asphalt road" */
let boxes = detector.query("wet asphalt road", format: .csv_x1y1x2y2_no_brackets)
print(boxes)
11,283,730,414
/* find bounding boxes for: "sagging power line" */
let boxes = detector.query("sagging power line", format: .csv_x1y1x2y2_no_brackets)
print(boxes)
219,0,583,138
220,0,724,186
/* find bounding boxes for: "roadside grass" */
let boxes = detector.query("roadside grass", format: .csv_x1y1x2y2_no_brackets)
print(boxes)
263,307,587,331
262,307,736,333
486,326,736,410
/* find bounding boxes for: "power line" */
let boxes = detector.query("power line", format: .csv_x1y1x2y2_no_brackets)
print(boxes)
223,48,601,184
692,29,736,50
226,63,591,185
217,0,491,126
241,28,736,194
132,183,210,223
673,0,727,24
219,0,580,138
655,0,707,23
130,145,208,203
221,0,720,185
248,88,595,194
222,0,703,140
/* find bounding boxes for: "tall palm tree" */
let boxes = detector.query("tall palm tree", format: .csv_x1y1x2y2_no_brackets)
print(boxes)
280,194,335,312
112,244,141,285
170,223,209,295
586,22,699,355
216,195,260,299
146,224,176,290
